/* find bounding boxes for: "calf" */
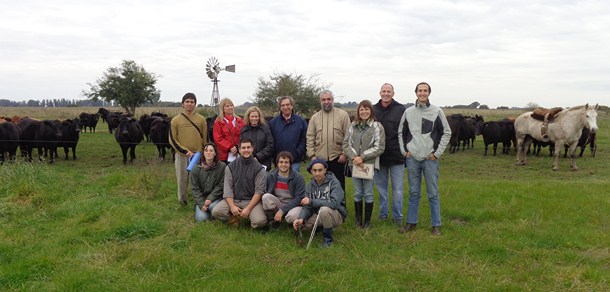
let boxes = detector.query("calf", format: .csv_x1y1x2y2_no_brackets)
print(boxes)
18,118,62,163
0,121,20,164
150,117,174,160
114,116,144,164
58,118,81,160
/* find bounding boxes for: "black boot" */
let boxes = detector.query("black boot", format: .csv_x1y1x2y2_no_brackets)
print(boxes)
354,201,363,228
322,227,334,248
363,202,373,229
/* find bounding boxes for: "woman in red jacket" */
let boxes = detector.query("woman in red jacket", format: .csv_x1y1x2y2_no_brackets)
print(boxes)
213,98,245,162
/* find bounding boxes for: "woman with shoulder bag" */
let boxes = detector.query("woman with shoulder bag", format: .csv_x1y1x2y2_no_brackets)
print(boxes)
342,100,385,229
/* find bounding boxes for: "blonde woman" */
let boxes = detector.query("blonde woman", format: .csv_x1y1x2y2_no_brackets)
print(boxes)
240,106,274,170
213,98,245,162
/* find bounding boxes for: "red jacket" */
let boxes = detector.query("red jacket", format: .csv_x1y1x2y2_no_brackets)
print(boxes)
213,116,245,161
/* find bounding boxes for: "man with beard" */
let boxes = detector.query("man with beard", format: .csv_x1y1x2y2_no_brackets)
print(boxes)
306,90,351,192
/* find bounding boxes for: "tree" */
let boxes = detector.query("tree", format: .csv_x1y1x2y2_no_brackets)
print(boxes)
526,102,540,110
253,72,330,117
83,60,161,115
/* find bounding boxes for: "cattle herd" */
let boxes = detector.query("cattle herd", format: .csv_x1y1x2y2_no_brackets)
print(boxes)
0,108,597,165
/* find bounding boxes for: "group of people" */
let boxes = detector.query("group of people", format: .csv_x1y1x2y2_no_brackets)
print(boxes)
168,81,451,248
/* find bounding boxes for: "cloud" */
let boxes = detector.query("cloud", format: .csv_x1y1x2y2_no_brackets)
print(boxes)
0,0,608,108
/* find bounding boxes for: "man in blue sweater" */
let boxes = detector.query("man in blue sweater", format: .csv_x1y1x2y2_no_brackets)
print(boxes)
269,96,308,173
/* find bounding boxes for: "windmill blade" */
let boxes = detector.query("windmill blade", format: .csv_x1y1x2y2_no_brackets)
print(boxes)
205,57,220,79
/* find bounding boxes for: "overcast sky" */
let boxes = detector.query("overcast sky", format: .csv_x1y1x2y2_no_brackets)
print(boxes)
1,0,609,108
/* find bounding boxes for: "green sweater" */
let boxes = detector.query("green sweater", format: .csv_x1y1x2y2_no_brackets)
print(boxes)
190,162,226,206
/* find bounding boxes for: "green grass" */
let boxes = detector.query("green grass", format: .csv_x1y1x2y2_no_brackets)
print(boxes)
1,108,609,290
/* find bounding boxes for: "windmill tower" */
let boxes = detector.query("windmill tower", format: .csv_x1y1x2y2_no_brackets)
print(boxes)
205,57,235,114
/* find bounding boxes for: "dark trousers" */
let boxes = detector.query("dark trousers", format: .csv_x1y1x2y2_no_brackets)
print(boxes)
328,157,346,193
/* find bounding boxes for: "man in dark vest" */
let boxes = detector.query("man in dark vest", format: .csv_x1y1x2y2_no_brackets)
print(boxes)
212,138,267,228
372,83,406,225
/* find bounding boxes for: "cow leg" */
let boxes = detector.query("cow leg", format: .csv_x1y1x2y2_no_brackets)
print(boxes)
64,146,70,160
121,145,128,164
129,145,136,163
72,146,77,160
492,142,498,156
484,144,488,156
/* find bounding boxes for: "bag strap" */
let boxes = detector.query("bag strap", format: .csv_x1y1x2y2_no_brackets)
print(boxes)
181,113,203,139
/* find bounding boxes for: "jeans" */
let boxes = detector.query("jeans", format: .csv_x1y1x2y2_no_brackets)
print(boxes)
194,199,221,222
374,164,405,219
353,177,374,203
405,157,441,227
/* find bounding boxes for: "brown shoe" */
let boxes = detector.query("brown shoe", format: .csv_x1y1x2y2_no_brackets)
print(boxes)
399,223,417,233
431,226,441,236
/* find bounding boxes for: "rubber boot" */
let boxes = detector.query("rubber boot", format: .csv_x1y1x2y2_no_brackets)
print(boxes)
354,201,363,228
363,202,373,229
322,227,334,248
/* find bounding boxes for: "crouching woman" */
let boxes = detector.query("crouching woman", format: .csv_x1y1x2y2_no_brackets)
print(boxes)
191,142,226,222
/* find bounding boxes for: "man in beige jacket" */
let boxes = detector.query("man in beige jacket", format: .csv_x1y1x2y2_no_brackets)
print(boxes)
306,90,351,192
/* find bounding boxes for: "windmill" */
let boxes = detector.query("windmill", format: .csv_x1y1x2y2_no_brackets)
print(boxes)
205,57,235,113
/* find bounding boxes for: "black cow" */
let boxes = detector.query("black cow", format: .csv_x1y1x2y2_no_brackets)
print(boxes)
79,112,99,133
57,118,81,160
0,121,20,164
460,116,476,150
18,118,62,163
98,108,124,133
206,114,217,143
479,121,502,156
150,117,174,160
138,114,160,142
114,116,144,164
446,115,462,153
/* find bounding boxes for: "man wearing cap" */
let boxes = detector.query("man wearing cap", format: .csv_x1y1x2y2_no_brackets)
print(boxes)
293,158,347,248
169,92,207,206
306,90,351,192
212,138,267,229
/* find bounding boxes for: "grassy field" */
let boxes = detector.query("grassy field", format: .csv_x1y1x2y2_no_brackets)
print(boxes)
1,107,609,290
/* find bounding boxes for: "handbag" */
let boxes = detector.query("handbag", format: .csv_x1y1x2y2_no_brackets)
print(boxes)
352,163,374,180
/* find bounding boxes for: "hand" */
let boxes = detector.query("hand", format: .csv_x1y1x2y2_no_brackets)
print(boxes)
353,156,363,166
230,205,241,216
202,199,212,211
187,150,194,158
293,219,303,230
300,197,310,206
273,210,283,222
405,152,412,158
230,146,237,154
338,153,347,163
240,207,251,218
428,154,437,160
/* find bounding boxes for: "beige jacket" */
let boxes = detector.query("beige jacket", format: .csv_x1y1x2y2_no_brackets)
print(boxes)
306,107,351,161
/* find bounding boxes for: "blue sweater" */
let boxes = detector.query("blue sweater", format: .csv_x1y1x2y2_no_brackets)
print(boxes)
269,113,308,163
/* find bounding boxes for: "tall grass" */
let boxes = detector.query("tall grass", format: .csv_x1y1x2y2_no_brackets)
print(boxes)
0,108,608,290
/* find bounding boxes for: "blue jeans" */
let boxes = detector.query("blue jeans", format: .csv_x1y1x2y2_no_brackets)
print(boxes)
353,177,374,203
374,164,405,219
291,162,301,174
405,157,441,227
194,199,221,222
